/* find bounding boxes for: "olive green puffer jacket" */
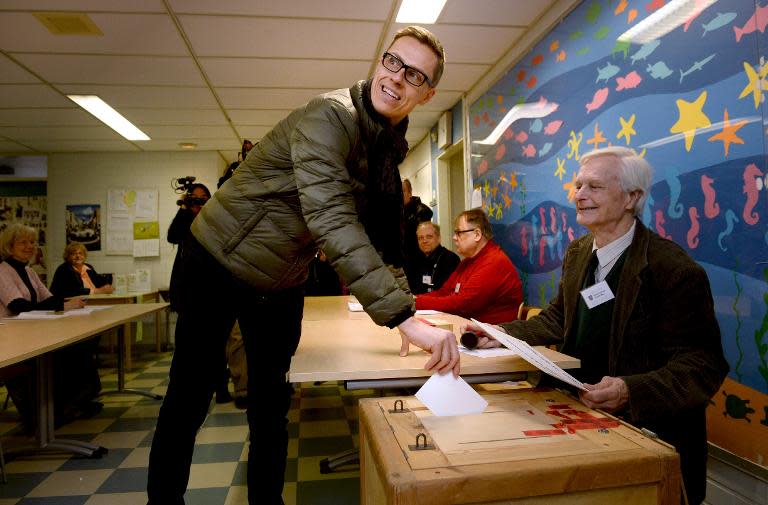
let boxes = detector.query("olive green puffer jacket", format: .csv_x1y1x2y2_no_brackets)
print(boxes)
192,81,414,327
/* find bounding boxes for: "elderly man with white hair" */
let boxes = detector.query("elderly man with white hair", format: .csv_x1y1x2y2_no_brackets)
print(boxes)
465,146,728,505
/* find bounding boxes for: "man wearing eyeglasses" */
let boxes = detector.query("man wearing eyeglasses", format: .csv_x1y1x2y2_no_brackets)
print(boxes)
146,26,458,505
415,208,523,324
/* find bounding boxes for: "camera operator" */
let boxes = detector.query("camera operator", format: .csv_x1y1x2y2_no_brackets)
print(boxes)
168,180,235,404
167,180,211,313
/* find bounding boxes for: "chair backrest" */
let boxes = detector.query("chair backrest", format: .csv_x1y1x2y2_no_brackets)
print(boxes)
525,307,542,320
517,304,543,320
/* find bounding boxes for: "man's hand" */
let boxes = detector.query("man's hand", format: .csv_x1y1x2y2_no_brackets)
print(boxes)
398,317,460,377
579,376,629,412
458,322,503,349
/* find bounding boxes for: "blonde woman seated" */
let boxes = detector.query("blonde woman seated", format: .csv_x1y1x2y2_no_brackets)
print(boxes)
0,224,101,429
50,242,114,298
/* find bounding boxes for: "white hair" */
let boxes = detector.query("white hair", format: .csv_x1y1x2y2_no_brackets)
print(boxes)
580,146,653,216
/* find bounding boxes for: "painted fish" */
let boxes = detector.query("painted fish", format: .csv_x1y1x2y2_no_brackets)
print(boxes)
702,12,737,37
529,118,543,133
526,75,538,88
596,62,621,82
586,87,609,113
615,70,642,90
544,120,564,135
556,49,566,62
586,1,602,24
679,54,716,83
615,0,628,15
550,40,559,52
522,144,537,157
646,0,665,13
515,131,529,143
647,61,673,79
627,9,638,23
576,47,590,56
594,26,610,40
532,54,544,66
734,4,768,42
539,142,553,156
630,39,661,65
570,31,583,40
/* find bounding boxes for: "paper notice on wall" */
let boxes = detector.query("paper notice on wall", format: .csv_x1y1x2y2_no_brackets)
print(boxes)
113,274,127,294
128,269,152,293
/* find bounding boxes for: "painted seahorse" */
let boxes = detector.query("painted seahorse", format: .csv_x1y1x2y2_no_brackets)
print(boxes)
666,169,684,218
743,163,763,225
655,210,672,239
701,174,720,218
687,206,700,248
717,209,739,251
561,211,568,232
539,207,547,234
642,192,655,226
539,235,548,266
550,206,557,233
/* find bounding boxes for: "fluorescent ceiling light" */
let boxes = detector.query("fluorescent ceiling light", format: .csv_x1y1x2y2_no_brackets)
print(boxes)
617,0,717,44
396,0,447,24
67,95,150,141
473,100,559,146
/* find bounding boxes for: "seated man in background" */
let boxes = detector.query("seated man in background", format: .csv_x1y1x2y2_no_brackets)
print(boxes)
409,221,459,294
416,208,522,324
464,146,728,505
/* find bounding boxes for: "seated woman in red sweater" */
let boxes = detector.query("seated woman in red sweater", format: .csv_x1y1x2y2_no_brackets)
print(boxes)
415,208,522,324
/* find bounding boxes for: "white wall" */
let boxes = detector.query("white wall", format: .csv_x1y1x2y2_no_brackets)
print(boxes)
47,151,225,291
399,136,434,212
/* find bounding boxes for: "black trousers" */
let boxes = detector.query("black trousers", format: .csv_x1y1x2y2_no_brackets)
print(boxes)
147,237,304,505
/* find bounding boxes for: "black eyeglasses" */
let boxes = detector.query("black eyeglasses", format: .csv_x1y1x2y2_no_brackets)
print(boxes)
381,52,434,88
453,228,477,236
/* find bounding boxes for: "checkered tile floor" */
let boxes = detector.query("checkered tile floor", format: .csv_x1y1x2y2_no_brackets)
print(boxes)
0,351,382,505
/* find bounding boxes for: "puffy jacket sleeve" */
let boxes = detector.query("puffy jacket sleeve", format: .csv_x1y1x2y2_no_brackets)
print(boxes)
292,97,414,327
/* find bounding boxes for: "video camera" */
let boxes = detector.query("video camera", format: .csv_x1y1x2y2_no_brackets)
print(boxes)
172,176,207,207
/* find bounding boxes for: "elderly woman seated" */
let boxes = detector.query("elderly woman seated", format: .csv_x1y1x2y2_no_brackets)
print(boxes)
50,242,113,297
0,225,102,429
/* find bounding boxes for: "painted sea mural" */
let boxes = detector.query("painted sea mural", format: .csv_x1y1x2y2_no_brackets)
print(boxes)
468,0,768,466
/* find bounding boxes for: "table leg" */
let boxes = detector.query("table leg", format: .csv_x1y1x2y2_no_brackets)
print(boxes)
4,354,107,459
123,322,132,371
155,311,161,354
99,323,163,401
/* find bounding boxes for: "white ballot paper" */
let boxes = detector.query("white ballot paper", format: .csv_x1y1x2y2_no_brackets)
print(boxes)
415,372,488,417
471,318,586,391
347,297,364,312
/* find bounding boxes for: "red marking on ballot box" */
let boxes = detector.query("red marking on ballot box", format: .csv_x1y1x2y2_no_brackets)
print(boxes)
524,429,567,436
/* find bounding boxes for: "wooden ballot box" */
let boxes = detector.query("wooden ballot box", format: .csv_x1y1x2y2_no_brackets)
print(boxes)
359,388,681,505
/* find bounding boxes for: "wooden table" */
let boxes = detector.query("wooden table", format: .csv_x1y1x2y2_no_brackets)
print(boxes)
88,291,168,370
289,296,581,475
290,296,579,388
359,389,681,504
0,303,168,458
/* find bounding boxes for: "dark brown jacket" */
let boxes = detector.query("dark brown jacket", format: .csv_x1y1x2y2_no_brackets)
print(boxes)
501,219,728,504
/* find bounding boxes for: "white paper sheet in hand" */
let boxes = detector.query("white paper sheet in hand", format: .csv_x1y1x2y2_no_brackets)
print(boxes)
471,318,586,391
415,372,488,417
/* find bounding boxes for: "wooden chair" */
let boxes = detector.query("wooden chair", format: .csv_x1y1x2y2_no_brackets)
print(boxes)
517,304,543,320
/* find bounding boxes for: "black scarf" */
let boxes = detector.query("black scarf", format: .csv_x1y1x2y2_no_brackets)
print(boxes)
360,79,410,267
6,257,37,303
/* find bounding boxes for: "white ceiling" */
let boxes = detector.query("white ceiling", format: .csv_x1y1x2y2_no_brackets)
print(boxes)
0,0,561,163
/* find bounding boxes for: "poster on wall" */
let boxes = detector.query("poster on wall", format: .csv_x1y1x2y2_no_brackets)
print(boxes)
106,188,159,257
0,196,48,281
65,204,101,251
467,0,767,466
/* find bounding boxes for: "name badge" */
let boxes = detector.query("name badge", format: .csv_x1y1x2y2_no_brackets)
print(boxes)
454,283,461,293
580,280,615,309
422,275,433,286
